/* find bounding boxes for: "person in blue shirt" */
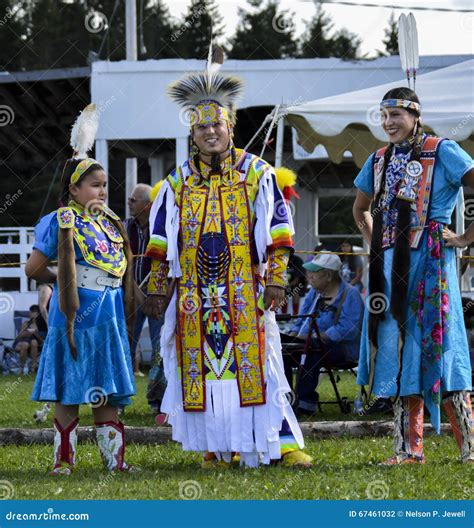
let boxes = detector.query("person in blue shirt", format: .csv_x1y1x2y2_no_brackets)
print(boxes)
288,254,363,414
353,87,474,465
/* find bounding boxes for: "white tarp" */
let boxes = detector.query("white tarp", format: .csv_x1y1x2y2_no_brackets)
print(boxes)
285,59,474,167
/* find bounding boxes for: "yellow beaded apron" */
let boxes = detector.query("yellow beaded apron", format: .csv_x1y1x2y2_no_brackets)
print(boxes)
177,166,266,412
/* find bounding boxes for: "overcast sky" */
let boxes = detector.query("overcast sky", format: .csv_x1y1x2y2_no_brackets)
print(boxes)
165,0,474,58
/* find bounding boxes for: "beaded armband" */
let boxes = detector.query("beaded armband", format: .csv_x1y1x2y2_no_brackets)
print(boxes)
266,247,290,288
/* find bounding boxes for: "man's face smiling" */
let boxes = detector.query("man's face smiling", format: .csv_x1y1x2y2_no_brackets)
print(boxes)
192,119,230,156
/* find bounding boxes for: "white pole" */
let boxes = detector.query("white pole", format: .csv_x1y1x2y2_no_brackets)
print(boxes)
125,158,138,217
125,0,137,61
176,137,188,167
95,139,109,204
125,0,137,217
275,115,284,168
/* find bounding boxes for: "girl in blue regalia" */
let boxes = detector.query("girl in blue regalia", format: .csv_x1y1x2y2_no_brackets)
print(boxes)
353,87,473,465
26,105,136,474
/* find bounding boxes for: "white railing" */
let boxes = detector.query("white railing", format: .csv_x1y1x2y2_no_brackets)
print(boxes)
0,227,35,293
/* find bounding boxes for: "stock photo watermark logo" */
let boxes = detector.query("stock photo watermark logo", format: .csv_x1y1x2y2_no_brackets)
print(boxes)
366,104,383,127
85,386,108,408
84,198,105,217
272,387,296,409
85,472,117,500
459,12,474,34
0,6,18,27
0,105,14,126
178,480,202,500
365,479,389,500
450,113,473,138
0,190,23,215
463,198,474,221
274,198,296,222
0,377,23,403
84,11,108,33
366,293,389,315
171,6,206,42
0,480,14,500
272,12,292,34
0,293,14,315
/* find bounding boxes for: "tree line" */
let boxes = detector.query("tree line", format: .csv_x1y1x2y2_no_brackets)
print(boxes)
0,0,399,71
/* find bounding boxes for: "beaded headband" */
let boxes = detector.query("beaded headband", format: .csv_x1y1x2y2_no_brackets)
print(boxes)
380,99,421,113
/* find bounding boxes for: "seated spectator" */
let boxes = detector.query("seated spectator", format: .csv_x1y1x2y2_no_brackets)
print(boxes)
13,305,46,374
286,254,363,414
340,241,364,292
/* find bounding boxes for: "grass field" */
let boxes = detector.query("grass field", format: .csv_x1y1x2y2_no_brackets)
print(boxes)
1,438,472,500
0,370,387,429
0,373,472,501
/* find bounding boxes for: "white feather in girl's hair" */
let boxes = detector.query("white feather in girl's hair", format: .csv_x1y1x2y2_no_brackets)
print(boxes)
70,103,99,159
398,12,419,89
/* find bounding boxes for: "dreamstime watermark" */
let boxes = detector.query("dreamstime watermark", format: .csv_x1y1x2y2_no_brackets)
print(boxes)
451,113,473,137
0,105,14,126
463,298,474,314
277,97,305,124
274,198,296,222
84,10,108,33
279,282,305,311
272,12,293,34
85,386,108,408
356,378,396,416
365,479,389,500
271,387,296,409
75,287,111,324
365,293,389,315
0,480,14,500
366,104,382,127
171,6,206,42
0,377,23,403
178,480,202,500
277,472,305,497
0,189,23,214
464,198,474,221
459,12,474,34
0,6,18,27
84,471,117,500
0,293,14,315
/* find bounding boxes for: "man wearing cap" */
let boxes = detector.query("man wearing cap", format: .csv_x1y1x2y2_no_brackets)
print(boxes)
289,254,364,415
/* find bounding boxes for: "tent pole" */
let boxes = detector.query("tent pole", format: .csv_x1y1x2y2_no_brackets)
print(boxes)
275,114,284,168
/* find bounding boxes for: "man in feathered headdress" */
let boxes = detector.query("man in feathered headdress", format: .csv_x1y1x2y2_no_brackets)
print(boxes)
143,46,311,468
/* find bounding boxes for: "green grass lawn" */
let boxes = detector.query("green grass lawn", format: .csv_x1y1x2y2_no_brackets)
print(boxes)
0,373,472,501
0,438,472,500
0,371,387,429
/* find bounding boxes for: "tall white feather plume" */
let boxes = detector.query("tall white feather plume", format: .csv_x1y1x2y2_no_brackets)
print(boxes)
408,13,419,88
70,103,99,159
398,12,419,89
206,38,224,91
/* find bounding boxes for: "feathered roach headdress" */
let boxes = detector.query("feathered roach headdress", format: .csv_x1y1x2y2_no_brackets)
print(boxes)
167,42,243,128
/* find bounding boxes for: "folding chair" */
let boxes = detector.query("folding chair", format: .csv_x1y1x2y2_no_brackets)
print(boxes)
278,297,366,414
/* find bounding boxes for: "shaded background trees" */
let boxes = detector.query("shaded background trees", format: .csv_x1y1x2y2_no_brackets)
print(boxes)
0,0,385,71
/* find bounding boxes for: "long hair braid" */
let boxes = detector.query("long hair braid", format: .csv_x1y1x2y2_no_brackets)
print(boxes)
368,142,394,347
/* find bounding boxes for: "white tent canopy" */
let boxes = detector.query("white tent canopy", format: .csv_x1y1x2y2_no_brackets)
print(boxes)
284,59,474,168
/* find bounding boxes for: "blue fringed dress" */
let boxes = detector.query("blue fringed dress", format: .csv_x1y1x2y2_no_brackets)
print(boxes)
31,207,136,406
